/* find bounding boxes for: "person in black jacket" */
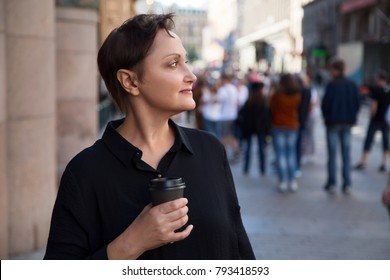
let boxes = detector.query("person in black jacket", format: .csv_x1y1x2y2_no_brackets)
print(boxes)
321,57,361,195
237,82,271,176
44,13,254,260
354,70,390,172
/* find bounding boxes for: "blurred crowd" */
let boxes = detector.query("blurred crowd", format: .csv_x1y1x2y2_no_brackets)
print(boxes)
189,61,390,210
191,67,322,192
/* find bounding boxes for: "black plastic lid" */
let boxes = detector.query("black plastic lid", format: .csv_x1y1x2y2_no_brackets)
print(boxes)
149,177,185,189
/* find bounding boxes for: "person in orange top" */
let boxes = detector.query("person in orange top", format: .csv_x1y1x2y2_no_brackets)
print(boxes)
270,74,301,192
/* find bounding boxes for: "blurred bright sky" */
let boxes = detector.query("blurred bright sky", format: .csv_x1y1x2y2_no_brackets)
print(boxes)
156,0,208,8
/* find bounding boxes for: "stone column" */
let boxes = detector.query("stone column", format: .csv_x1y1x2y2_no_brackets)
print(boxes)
56,5,98,179
0,0,7,259
5,0,57,256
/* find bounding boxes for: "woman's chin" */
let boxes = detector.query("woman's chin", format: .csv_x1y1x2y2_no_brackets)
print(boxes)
182,100,196,111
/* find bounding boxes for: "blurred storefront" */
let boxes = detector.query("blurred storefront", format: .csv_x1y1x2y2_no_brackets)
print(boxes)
235,0,313,73
303,0,390,85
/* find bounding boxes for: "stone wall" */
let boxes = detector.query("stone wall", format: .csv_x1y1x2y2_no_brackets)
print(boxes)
0,0,99,258
56,7,98,180
0,0,7,260
5,0,57,256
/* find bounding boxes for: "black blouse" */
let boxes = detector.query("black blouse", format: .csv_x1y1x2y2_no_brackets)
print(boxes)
44,118,255,260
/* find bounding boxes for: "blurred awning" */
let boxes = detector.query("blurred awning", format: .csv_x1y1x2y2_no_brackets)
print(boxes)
235,19,289,48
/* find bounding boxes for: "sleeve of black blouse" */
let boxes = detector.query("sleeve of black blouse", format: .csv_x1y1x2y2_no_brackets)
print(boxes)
222,149,256,260
44,167,108,260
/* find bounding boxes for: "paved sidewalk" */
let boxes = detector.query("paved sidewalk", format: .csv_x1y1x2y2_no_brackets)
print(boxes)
233,105,390,259
10,106,390,260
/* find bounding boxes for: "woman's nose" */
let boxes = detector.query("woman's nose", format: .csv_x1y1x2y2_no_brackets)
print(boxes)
184,66,197,83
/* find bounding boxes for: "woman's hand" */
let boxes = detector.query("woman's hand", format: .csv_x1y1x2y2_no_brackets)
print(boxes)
107,198,193,259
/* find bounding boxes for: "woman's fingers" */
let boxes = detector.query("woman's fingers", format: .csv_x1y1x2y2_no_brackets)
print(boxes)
170,211,189,229
156,198,188,214
144,198,189,230
171,224,193,242
133,198,192,247
154,206,189,232
151,198,189,226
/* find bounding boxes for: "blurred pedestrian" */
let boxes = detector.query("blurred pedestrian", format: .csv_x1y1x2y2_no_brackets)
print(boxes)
262,70,272,97
236,76,249,109
354,70,390,172
321,57,360,195
295,73,312,177
246,68,261,93
44,13,254,260
302,78,321,162
237,82,271,176
192,76,207,130
217,73,241,162
200,85,221,137
270,73,301,192
235,76,249,148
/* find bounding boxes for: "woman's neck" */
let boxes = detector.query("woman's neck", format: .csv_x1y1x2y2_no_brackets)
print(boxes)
116,115,175,169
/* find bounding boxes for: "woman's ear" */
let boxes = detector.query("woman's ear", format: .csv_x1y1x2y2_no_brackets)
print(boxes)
116,69,140,96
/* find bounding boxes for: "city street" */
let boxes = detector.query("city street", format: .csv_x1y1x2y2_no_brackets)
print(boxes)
233,104,390,259
11,105,390,260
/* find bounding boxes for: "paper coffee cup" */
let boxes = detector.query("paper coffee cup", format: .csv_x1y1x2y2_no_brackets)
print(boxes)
149,177,186,206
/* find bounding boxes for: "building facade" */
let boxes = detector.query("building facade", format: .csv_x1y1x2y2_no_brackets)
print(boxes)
165,4,208,63
0,0,101,259
100,0,137,44
236,0,313,73
205,0,237,69
134,1,208,67
303,0,390,84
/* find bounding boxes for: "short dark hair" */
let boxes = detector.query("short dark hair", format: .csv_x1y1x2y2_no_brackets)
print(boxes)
250,81,264,92
329,57,345,75
278,73,300,95
377,70,389,82
220,73,233,82
97,13,175,113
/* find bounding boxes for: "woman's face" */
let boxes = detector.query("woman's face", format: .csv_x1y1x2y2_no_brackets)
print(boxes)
136,29,197,116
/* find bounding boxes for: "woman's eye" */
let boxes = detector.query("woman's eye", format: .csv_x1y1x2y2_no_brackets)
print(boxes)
169,61,178,67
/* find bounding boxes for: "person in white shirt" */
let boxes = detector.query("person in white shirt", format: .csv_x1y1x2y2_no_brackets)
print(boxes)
200,85,221,138
236,77,249,109
217,74,240,161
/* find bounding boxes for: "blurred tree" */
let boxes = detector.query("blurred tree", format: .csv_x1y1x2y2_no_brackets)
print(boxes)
187,45,198,63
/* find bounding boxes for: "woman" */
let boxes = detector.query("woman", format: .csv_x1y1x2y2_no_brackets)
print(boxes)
44,13,254,260
270,74,301,192
200,84,220,138
238,82,271,175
